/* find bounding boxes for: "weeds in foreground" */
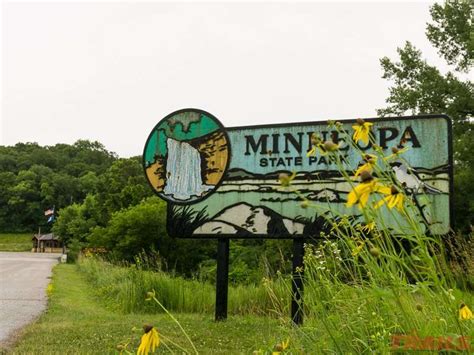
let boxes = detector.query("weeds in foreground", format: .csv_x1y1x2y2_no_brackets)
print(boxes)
268,118,474,352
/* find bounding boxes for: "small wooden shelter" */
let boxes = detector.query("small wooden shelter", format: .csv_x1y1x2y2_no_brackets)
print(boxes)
32,233,63,253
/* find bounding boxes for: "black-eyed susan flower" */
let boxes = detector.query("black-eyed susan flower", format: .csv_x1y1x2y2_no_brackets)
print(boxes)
306,134,325,157
279,172,297,187
346,171,381,209
273,338,290,354
383,146,409,161
357,221,376,233
137,324,160,355
354,154,378,177
308,139,340,158
352,118,373,145
459,303,473,320
375,185,405,211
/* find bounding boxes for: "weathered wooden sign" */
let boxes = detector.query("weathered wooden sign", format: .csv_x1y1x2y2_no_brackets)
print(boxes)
143,109,452,324
143,110,452,238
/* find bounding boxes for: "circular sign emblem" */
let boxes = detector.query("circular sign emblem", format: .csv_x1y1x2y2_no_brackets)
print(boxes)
143,109,230,204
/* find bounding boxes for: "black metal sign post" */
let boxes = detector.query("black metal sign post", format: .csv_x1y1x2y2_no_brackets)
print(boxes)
291,238,305,325
215,237,305,324
215,238,230,321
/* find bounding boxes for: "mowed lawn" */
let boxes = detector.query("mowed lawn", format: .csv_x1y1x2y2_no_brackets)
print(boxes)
0,233,32,252
9,265,293,354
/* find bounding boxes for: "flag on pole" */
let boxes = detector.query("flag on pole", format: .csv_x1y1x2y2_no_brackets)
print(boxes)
45,206,55,223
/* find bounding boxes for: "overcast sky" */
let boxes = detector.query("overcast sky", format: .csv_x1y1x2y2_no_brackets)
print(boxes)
2,1,448,157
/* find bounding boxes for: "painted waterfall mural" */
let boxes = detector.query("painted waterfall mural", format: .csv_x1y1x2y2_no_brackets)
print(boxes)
143,110,230,203
163,138,213,200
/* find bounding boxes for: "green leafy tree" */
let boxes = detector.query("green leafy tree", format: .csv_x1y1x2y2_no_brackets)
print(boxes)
378,1,473,231
88,197,169,260
7,169,42,231
426,1,473,72
78,171,100,196
0,140,117,232
88,197,215,273
94,157,152,223
52,194,100,246
0,172,16,229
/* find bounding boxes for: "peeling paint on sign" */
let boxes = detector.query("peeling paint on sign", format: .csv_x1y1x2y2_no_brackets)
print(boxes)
144,112,452,238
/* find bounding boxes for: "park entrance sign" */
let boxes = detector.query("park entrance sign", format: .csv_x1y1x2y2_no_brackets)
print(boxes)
144,110,452,238
143,109,452,324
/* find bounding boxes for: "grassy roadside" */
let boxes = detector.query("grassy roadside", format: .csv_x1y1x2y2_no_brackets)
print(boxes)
0,234,31,252
6,257,473,353
75,257,474,352
9,264,293,354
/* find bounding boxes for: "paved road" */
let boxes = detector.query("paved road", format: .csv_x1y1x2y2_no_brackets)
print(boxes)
0,252,60,347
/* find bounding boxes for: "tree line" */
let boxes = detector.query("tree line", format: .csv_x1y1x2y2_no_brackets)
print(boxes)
0,140,116,231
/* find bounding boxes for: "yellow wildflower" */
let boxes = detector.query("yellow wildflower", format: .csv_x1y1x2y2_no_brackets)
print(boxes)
46,283,53,296
306,134,325,157
383,146,409,161
279,172,297,187
346,171,380,209
375,185,405,211
352,241,366,257
459,303,473,320
354,154,378,177
273,338,290,354
358,221,376,233
352,118,373,145
137,325,160,355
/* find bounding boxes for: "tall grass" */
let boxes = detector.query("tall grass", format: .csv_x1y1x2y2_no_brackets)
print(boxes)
286,239,474,353
77,257,289,315
78,244,473,353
